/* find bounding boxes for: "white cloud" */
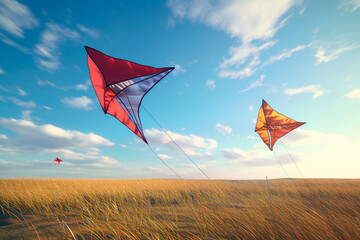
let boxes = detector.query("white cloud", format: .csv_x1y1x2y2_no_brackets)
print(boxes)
61,96,94,111
0,118,114,152
0,159,26,169
37,79,57,88
157,153,173,160
7,97,36,107
315,46,357,64
34,23,80,72
75,80,91,91
240,74,265,92
0,67,4,74
215,123,232,134
222,147,277,166
206,79,216,89
220,43,309,79
167,0,304,80
17,87,27,96
0,0,39,38
0,85,8,92
0,134,7,140
263,44,310,66
339,0,360,11
299,7,306,14
220,41,276,70
0,32,30,53
284,84,324,98
76,24,100,38
43,106,52,110
20,110,32,121
167,0,299,43
344,89,360,98
144,128,217,159
172,64,186,76
249,106,254,111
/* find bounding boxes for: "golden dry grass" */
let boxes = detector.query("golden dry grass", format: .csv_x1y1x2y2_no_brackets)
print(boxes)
1,178,360,239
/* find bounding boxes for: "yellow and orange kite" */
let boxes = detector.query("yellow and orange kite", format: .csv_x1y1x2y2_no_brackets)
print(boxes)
255,99,306,151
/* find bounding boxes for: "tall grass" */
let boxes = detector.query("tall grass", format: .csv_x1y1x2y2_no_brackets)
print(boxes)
1,178,360,239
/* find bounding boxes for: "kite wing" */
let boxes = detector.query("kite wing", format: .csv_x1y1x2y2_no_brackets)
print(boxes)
255,99,306,151
85,46,174,143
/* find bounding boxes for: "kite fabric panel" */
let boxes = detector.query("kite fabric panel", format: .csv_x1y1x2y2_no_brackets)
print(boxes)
255,99,306,151
85,46,174,143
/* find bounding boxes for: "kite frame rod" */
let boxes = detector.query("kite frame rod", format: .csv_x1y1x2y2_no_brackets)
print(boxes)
143,106,211,180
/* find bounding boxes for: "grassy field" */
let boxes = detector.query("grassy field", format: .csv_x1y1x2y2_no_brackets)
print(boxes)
1,178,360,239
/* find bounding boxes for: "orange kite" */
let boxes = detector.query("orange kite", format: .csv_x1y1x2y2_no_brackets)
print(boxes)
255,99,306,151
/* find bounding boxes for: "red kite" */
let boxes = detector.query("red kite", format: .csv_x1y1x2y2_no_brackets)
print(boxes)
85,46,174,143
53,158,63,165
255,99,306,151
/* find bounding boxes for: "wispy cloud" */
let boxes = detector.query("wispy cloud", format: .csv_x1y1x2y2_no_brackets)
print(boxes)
0,96,36,108
76,24,100,39
37,79,57,88
215,123,232,135
249,106,254,111
172,64,186,76
75,80,91,91
0,0,39,38
339,0,360,11
315,46,357,64
206,79,216,89
20,110,32,121
168,0,302,80
17,87,27,96
157,153,173,160
167,0,299,43
61,96,94,111
240,74,265,92
0,85,8,92
263,44,311,66
0,32,30,53
344,89,360,99
284,84,324,98
220,43,309,79
34,23,80,72
0,67,4,74
37,79,90,91
222,148,288,166
144,128,217,159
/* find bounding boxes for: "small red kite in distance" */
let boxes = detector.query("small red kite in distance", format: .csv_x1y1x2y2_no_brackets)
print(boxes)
53,158,63,165
255,99,306,151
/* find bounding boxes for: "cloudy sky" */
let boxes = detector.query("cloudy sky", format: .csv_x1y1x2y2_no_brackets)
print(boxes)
0,0,359,179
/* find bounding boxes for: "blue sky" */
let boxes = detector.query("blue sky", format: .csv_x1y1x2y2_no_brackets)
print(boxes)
0,0,360,179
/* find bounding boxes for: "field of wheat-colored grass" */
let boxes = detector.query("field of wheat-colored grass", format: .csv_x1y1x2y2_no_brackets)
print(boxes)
1,178,360,239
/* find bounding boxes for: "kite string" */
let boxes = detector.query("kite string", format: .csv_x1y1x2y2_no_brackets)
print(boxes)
142,106,211,180
272,150,290,179
279,138,305,178
146,143,183,179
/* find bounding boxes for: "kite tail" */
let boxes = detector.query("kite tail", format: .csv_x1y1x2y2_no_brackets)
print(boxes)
143,106,211,180
272,150,290,179
279,139,305,178
146,143,183,179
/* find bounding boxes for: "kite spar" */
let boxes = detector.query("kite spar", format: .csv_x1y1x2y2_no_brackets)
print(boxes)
255,99,306,177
